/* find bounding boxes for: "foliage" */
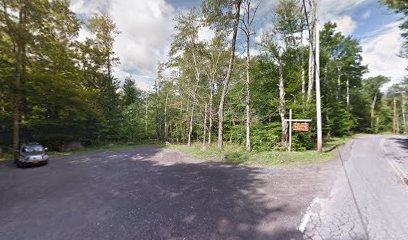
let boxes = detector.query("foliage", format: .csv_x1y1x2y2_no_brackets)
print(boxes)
0,0,404,157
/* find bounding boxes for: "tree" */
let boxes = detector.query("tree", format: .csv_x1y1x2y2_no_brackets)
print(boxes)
319,23,367,136
363,76,390,132
240,0,259,151
122,77,141,106
203,0,242,149
85,14,122,141
1,0,32,152
383,0,408,60
258,0,304,148
170,10,206,147
306,0,317,104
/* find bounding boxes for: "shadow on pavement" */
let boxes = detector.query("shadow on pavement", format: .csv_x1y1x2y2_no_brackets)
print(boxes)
0,147,304,240
389,137,408,152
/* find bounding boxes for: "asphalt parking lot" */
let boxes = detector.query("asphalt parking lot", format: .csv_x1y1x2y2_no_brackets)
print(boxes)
0,146,335,240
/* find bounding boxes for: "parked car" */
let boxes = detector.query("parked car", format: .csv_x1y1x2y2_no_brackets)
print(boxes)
15,143,49,167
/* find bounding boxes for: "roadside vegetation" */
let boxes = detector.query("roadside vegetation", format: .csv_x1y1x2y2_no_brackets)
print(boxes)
0,0,406,161
169,134,369,167
171,143,331,167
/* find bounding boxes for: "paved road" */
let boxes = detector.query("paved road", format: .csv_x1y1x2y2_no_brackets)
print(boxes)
302,135,408,240
0,146,335,240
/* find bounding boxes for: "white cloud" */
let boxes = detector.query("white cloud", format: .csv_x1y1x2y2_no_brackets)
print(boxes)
361,22,408,84
198,26,215,43
70,0,110,15
327,15,357,36
114,69,155,92
111,0,174,76
362,9,371,20
318,0,363,36
319,0,370,18
70,0,175,92
77,28,91,42
258,0,366,36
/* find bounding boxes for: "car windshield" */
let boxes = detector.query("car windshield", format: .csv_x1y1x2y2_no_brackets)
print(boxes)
23,145,44,153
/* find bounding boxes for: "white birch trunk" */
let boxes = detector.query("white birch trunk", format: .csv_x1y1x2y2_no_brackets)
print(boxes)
371,92,378,131
278,59,287,147
202,104,208,149
402,96,406,134
346,78,350,111
218,1,241,149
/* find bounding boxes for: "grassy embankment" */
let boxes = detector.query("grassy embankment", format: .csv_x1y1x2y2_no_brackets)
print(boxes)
169,134,368,167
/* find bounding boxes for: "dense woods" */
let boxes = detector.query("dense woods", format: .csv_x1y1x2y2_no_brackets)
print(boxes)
0,0,407,153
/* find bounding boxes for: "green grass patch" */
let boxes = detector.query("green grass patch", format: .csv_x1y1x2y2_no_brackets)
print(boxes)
170,134,372,167
0,153,12,162
169,143,332,167
48,143,159,157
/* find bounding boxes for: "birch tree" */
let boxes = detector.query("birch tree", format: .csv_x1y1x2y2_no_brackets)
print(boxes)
203,0,242,149
240,0,259,151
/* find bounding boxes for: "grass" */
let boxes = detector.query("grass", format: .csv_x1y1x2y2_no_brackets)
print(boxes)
169,143,332,167
169,134,372,167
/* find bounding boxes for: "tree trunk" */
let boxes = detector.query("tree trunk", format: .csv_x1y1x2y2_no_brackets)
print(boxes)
145,96,148,136
202,104,208,149
188,51,201,147
299,30,306,105
180,95,184,143
154,78,161,140
208,80,214,145
306,0,316,104
187,97,196,147
245,15,251,152
336,66,341,102
393,97,398,134
164,92,169,140
402,95,406,134
278,60,287,147
218,0,242,149
301,58,305,102
346,77,350,111
12,0,26,153
371,92,378,132
315,22,322,152
324,65,331,137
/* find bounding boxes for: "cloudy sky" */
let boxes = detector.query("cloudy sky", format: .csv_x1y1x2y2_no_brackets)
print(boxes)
69,0,407,91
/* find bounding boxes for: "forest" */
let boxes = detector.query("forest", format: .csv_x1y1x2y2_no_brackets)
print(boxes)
0,0,407,153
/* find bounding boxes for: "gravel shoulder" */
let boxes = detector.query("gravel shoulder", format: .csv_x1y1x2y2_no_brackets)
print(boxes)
0,146,338,240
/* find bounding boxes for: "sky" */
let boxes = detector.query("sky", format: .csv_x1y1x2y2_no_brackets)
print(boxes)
69,0,407,91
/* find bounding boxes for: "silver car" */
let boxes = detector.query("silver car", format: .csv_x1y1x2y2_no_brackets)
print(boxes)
15,143,49,167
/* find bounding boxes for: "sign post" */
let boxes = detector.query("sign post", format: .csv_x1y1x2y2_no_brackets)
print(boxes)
289,109,292,152
285,109,312,152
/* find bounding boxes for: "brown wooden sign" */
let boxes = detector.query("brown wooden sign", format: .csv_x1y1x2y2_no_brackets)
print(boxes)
293,122,310,132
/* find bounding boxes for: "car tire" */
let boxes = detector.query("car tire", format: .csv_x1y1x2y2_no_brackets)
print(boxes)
15,161,23,168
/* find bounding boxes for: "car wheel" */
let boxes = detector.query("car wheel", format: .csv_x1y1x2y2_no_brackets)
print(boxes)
15,161,23,168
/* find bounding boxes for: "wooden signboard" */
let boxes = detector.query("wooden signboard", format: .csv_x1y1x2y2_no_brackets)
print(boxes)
285,109,312,152
293,122,310,132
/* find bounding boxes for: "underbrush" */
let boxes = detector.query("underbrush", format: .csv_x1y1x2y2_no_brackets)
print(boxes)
170,143,332,167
